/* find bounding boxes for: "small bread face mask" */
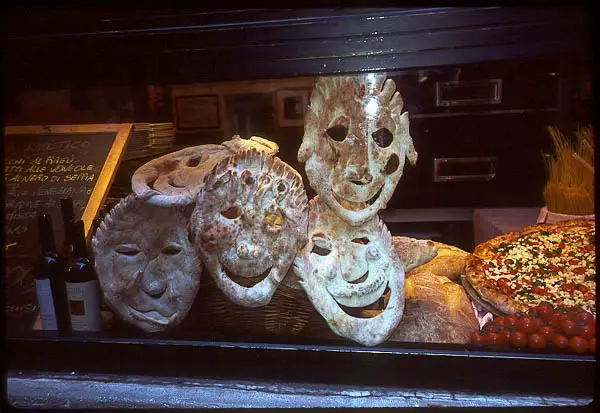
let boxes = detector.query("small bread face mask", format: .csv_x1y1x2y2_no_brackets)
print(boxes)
293,197,405,346
191,149,308,307
131,136,278,207
298,73,417,225
92,195,201,332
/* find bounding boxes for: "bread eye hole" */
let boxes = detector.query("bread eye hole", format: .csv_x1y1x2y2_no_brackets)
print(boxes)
116,246,141,256
311,236,332,256
221,206,241,219
311,245,332,256
187,157,201,167
265,212,284,229
351,237,370,245
384,154,400,174
277,182,286,193
162,245,182,255
326,125,348,142
372,128,393,148
244,175,255,185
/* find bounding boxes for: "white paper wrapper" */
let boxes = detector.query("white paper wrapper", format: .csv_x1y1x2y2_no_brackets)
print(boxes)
537,206,595,224
471,301,494,330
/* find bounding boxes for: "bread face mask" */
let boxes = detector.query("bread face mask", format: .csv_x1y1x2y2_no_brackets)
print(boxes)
293,197,405,346
92,195,201,332
298,74,417,225
190,149,308,307
131,136,279,207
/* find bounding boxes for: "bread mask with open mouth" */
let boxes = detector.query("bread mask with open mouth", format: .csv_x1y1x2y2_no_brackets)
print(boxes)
190,149,308,307
292,196,405,346
92,195,201,332
132,136,279,207
298,74,417,225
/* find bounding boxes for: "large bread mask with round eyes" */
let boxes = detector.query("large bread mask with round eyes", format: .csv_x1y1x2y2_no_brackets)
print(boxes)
190,149,308,308
132,136,279,207
92,195,201,332
298,74,417,225
292,196,405,346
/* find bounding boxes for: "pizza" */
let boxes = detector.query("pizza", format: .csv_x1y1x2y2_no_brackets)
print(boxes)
464,220,595,315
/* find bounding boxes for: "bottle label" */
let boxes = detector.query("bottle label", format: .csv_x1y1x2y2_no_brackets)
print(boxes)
35,279,58,330
65,280,102,331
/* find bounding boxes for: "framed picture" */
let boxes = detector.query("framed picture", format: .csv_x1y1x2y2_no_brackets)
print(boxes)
276,89,309,127
175,95,220,130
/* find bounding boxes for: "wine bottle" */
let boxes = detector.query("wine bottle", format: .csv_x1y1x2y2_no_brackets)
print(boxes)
60,197,75,264
34,214,70,332
64,219,102,332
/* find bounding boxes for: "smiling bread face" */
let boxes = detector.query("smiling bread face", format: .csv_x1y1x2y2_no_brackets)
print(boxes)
92,195,201,332
293,196,405,346
190,149,308,307
298,73,417,225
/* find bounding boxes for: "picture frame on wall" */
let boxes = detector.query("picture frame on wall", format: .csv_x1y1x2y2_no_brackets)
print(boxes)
175,95,220,130
276,89,309,127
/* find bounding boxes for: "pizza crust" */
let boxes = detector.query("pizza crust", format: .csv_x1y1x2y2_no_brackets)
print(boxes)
464,255,529,314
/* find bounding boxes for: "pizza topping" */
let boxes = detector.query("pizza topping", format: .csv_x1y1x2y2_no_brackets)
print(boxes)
476,222,595,315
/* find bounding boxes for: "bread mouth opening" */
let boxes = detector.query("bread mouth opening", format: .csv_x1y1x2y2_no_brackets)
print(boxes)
129,307,174,325
332,185,383,211
347,271,369,284
223,266,273,287
337,284,390,318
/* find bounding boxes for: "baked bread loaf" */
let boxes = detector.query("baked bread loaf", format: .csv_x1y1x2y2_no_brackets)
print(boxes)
391,236,438,273
407,241,469,282
388,273,479,344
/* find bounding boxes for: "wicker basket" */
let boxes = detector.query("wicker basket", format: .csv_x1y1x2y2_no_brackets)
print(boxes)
193,277,316,337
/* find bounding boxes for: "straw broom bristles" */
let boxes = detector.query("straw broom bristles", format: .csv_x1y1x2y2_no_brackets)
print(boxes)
543,126,595,215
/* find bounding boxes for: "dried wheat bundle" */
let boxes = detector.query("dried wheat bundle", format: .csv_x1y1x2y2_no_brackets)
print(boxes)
543,126,595,215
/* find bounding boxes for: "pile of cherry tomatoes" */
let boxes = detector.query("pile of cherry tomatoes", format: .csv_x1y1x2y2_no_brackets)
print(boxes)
471,303,596,354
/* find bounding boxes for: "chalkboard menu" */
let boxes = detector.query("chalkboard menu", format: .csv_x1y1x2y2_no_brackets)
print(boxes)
4,124,131,334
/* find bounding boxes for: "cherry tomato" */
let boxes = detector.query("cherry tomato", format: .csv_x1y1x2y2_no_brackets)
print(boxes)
495,317,506,326
553,334,570,349
584,292,595,301
499,328,512,343
575,311,595,325
504,315,518,327
589,338,596,353
511,331,528,348
558,242,566,249
499,283,512,295
538,326,556,341
471,332,483,345
568,259,579,265
561,319,579,336
528,333,547,349
483,333,501,346
572,267,587,275
576,284,589,294
550,313,564,331
482,322,503,333
537,303,555,321
579,324,595,339
563,283,577,293
517,316,538,334
497,277,509,285
569,336,589,354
